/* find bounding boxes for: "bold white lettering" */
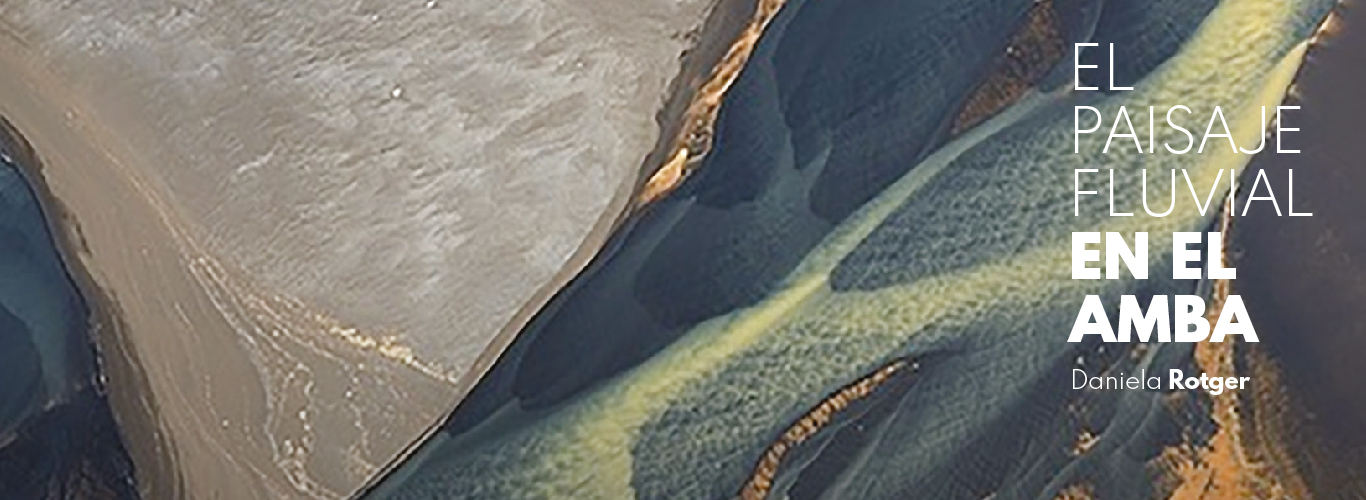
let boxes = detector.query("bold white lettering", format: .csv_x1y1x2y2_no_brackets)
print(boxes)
1073,232,1101,279
1172,232,1203,280
1208,232,1235,280
1106,232,1147,279
1118,295,1169,342
1174,295,1209,342
1069,295,1116,342
1210,295,1259,342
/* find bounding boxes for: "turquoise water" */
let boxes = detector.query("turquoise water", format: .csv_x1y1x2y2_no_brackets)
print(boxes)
0,146,138,498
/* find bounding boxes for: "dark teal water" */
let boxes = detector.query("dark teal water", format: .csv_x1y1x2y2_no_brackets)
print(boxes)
360,0,1341,498
1235,4,1366,494
0,143,139,498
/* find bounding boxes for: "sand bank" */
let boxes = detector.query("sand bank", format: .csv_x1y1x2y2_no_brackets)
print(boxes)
0,45,454,499
0,0,756,497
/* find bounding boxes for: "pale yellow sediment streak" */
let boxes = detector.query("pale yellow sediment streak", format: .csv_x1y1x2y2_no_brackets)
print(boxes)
522,275,829,499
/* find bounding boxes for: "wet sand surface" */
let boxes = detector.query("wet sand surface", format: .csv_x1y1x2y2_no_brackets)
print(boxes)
0,0,735,498
0,0,718,379
1235,3,1366,495
0,50,455,499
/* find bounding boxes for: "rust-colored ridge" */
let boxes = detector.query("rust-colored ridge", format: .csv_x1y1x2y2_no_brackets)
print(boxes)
638,0,789,206
1152,190,1312,500
1053,483,1096,500
736,359,914,500
949,0,1067,136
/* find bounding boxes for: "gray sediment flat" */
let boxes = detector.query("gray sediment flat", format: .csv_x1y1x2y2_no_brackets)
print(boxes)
0,0,737,498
